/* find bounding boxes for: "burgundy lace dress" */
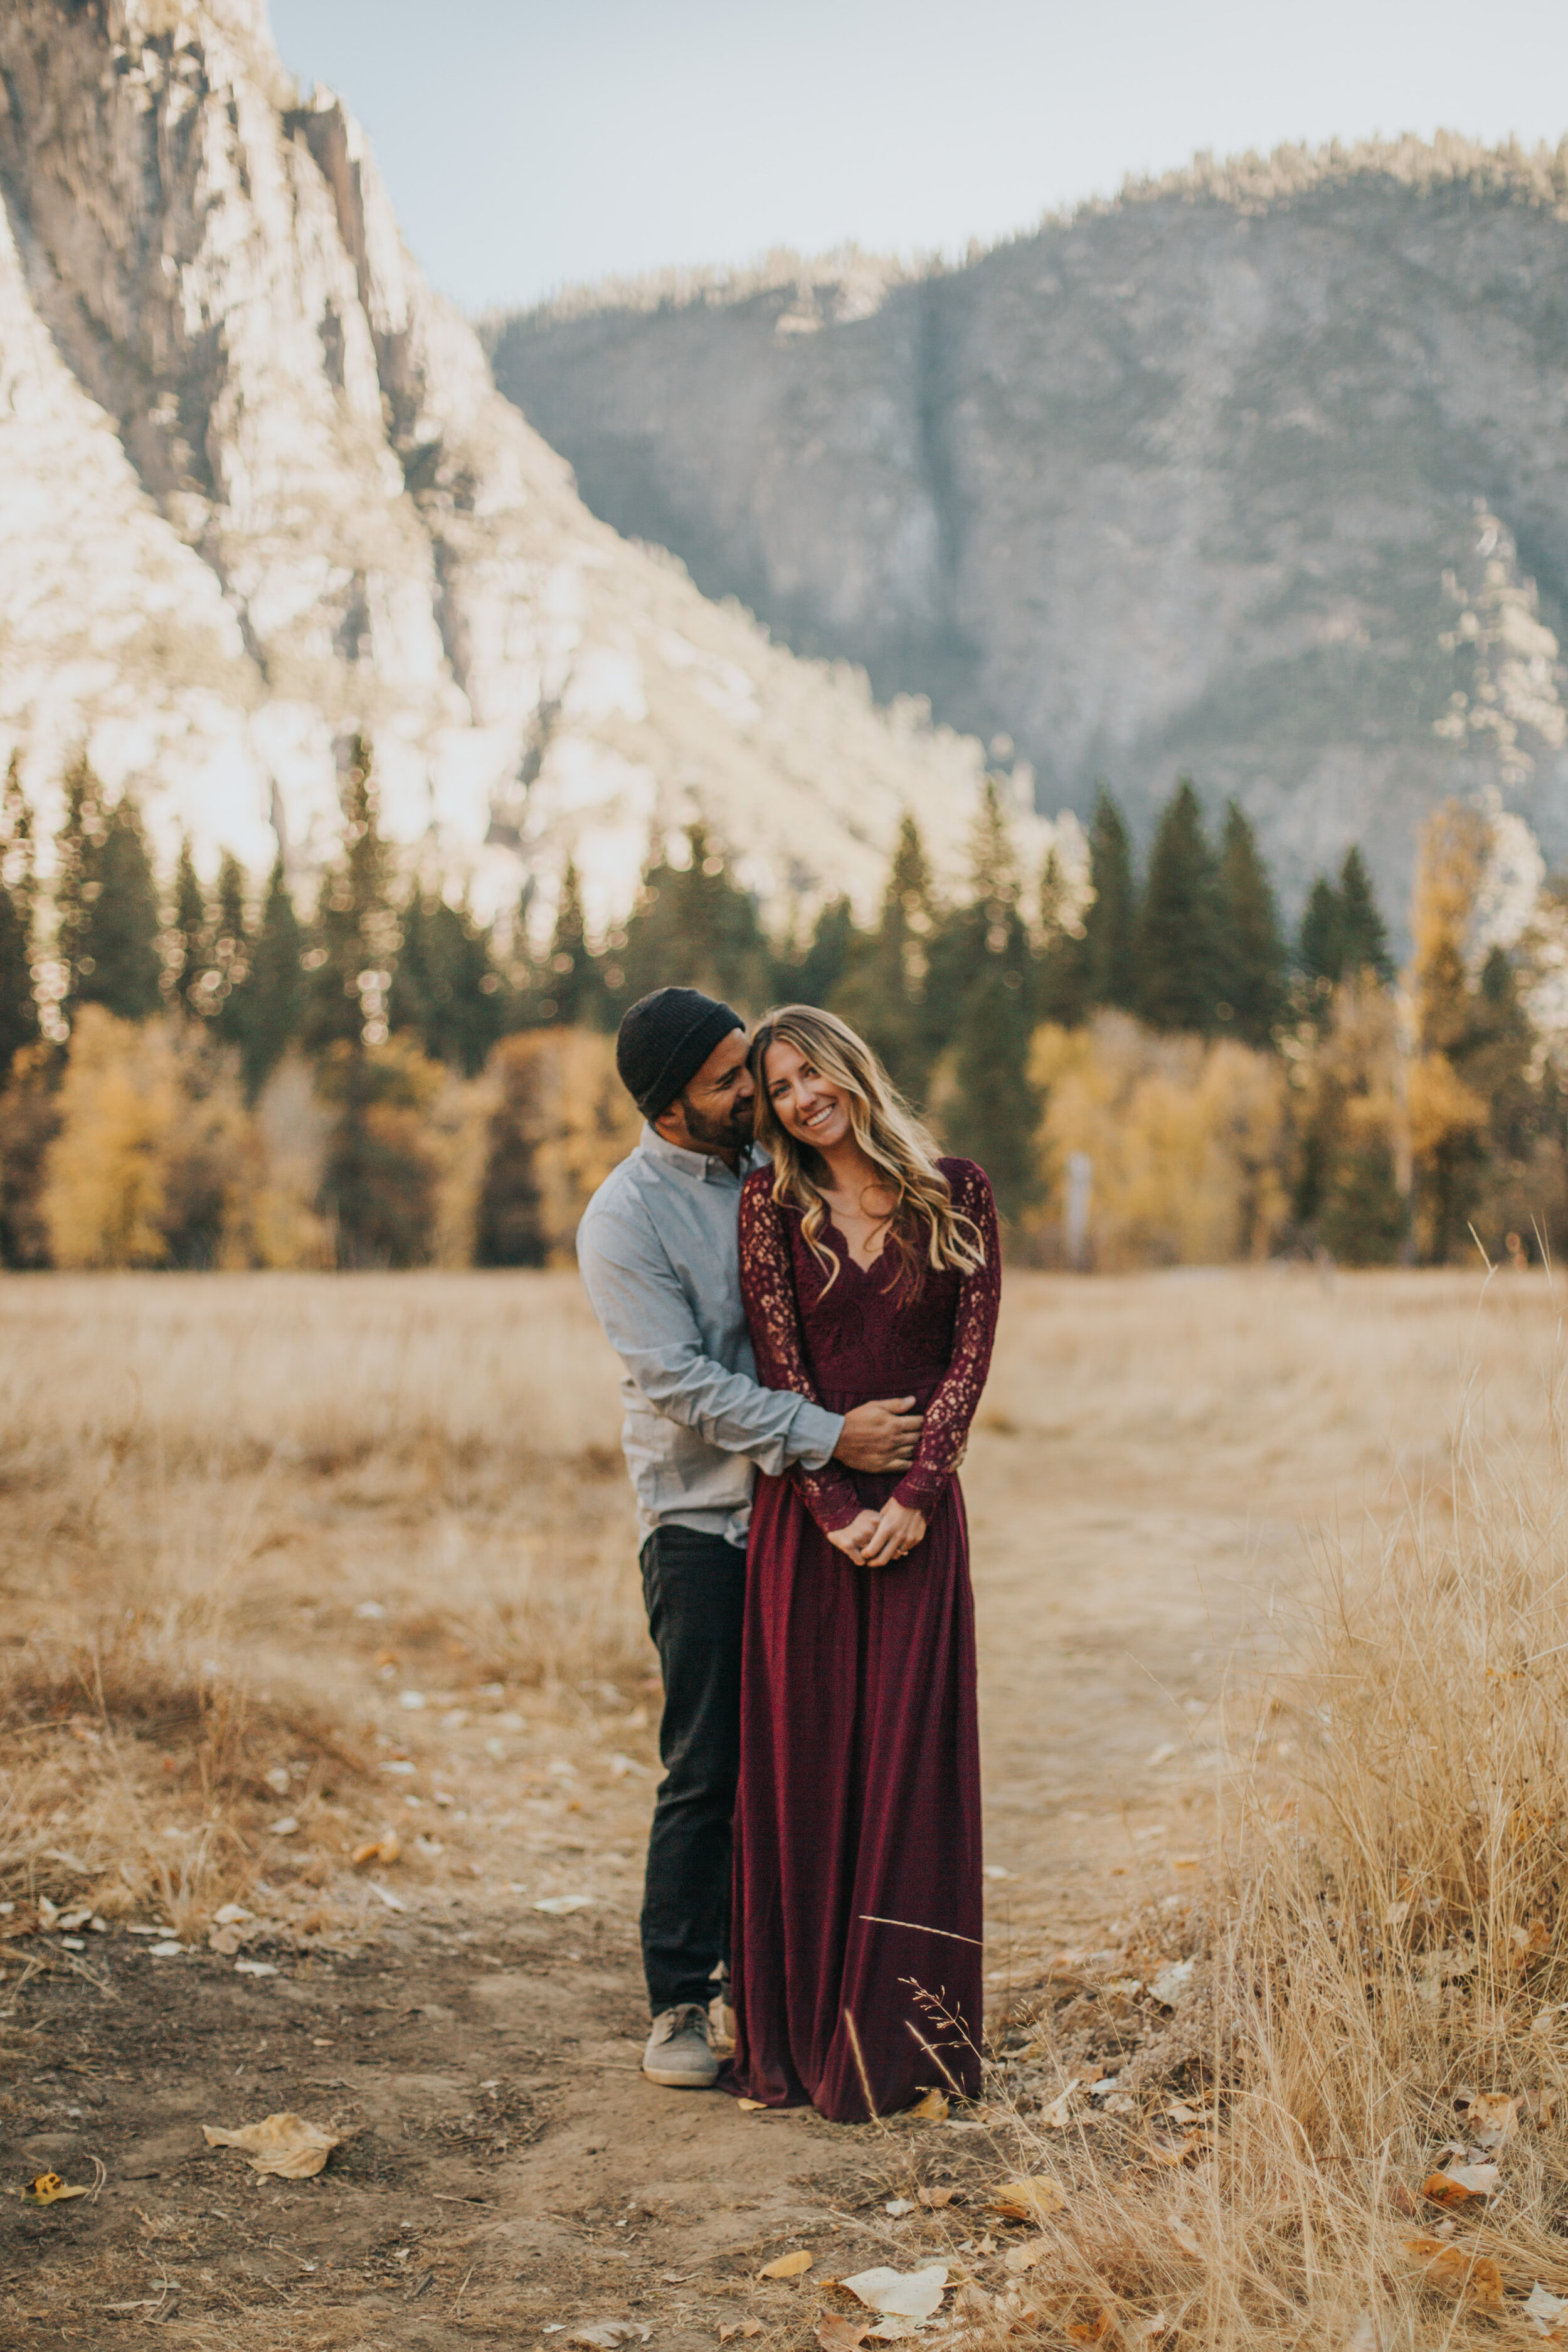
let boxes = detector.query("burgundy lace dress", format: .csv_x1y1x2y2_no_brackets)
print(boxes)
729,1158,1001,2122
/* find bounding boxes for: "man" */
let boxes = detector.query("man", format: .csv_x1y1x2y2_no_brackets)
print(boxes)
576,986,923,2089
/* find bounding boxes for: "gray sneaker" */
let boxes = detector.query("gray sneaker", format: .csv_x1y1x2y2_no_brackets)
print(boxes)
643,2002,719,2088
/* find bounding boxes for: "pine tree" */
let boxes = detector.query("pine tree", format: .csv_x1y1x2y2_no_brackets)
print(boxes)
1135,779,1219,1034
1297,876,1345,985
53,754,108,1023
170,836,208,1018
615,825,770,1011
391,881,504,1074
834,815,940,1099
209,850,252,1049
941,781,1040,1218
1337,847,1393,983
793,895,858,1008
539,860,603,1029
1035,847,1089,1027
0,757,39,1072
77,792,162,1023
242,854,303,1100
304,736,397,1055
1081,788,1138,1012
1213,800,1286,1047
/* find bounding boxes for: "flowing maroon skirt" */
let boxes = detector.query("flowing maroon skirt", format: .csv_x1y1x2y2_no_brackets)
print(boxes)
726,1462,984,2122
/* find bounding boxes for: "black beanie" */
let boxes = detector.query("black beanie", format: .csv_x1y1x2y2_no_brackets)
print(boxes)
615,987,744,1122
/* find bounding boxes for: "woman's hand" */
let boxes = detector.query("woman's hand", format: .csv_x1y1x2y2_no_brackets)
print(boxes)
860,1500,928,1568
828,1510,882,1563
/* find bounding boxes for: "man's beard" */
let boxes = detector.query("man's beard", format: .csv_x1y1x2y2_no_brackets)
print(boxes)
680,1089,755,1153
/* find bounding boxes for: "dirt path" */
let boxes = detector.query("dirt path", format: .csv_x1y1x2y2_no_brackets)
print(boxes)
0,1460,1292,2348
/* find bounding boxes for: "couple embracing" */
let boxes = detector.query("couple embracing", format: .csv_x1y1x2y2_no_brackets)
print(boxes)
578,987,1000,2124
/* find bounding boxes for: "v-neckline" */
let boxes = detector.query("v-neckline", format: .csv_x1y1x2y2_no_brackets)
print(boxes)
825,1217,887,1278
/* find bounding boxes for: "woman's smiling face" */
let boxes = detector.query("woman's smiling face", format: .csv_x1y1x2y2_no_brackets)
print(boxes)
763,1036,854,1153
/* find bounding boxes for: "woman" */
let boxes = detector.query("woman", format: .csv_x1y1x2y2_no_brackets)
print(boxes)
729,1005,1000,2122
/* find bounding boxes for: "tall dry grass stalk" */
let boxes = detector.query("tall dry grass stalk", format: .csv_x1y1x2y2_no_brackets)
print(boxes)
981,1301,1568,2346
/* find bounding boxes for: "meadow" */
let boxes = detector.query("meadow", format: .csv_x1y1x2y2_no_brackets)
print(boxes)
4,1261,1568,2347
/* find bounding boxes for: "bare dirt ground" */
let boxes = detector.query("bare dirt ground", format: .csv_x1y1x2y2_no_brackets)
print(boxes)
0,1264,1550,2348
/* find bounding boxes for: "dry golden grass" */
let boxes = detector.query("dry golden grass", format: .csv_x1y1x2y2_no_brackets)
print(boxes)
962,1271,1568,2349
7,1260,1568,2349
0,1271,648,1938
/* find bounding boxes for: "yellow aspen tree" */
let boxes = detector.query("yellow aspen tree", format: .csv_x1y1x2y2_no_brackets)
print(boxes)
1407,802,1489,1261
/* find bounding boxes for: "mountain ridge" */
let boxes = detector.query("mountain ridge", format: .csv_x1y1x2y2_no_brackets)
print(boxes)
0,0,1039,942
490,132,1568,921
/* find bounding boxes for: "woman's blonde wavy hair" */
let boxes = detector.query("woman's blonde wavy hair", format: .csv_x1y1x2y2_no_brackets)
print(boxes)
748,1004,987,1295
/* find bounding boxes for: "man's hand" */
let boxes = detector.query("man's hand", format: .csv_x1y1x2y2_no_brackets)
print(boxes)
835,1396,923,1473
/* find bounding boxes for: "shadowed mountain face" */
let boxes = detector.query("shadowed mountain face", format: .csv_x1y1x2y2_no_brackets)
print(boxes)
0,0,1016,937
490,153,1568,913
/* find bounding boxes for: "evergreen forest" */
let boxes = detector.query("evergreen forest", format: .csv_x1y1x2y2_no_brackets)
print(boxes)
0,746,1558,1274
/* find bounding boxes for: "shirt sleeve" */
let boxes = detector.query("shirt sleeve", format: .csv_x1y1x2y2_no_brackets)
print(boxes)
738,1174,865,1535
893,1162,1002,1517
576,1190,843,1476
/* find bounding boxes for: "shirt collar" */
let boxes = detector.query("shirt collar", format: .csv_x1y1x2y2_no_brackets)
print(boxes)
640,1124,763,1185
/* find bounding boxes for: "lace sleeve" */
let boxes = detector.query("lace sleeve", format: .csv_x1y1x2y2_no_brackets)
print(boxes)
893,1163,1002,1516
738,1173,864,1535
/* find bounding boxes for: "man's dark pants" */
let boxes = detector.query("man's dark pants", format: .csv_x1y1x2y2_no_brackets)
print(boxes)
638,1523,747,2015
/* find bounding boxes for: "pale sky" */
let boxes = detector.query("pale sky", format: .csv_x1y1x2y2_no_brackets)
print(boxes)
265,0,1568,314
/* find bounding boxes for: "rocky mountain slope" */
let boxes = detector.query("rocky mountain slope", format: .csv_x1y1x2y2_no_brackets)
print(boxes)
0,0,1038,939
490,138,1568,914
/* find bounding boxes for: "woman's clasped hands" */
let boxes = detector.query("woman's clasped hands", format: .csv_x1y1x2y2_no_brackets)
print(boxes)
827,1498,929,1568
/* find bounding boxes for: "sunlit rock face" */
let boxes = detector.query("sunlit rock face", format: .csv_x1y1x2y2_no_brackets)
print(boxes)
0,0,1034,935
490,140,1568,917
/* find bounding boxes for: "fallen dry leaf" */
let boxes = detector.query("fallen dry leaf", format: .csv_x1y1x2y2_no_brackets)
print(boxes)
1145,2129,1204,2167
351,1835,401,1868
1166,2217,1202,2259
1506,1920,1554,1969
534,1894,591,1915
908,2088,948,2121
1421,2164,1500,2206
759,2250,813,2280
719,2323,765,2343
1401,2236,1505,2311
736,2097,768,2112
839,2265,948,2321
988,2176,1067,2222
202,2112,341,2180
16,2173,90,2206
1066,2311,1115,2345
884,2198,914,2218
1149,1957,1195,2005
1457,2090,1518,2149
1002,2242,1044,2275
917,2186,956,2210
815,2321,868,2352
1525,2285,1568,2326
1040,2083,1081,2128
571,2326,651,2349
1133,2319,1169,2344
1523,2088,1562,2127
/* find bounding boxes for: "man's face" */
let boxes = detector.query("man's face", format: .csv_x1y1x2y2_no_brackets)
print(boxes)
659,1027,755,1155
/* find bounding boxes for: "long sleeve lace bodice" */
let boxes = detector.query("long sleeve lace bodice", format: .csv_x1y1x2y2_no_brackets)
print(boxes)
738,1177,865,1532
738,1159,1002,1536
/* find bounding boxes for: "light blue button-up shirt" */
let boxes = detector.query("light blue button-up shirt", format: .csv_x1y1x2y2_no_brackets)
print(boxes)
576,1126,844,1546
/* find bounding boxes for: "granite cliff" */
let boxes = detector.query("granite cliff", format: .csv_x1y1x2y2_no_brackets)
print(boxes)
0,0,1036,938
490,139,1568,915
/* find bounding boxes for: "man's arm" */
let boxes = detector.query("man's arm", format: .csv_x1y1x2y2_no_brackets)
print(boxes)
577,1196,844,1475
